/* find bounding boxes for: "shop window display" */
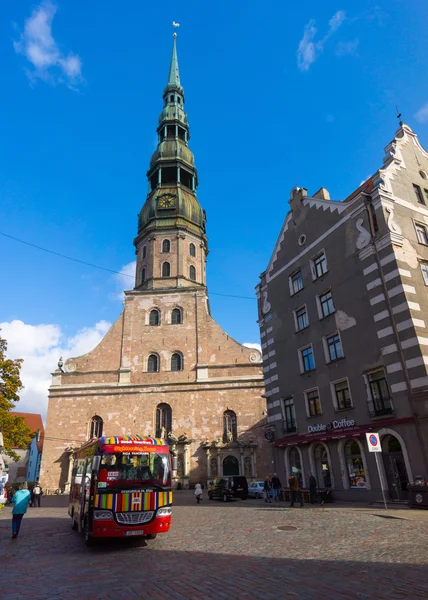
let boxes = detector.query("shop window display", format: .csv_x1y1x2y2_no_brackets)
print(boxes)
344,440,367,489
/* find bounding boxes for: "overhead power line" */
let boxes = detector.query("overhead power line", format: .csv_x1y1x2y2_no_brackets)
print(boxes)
0,230,256,300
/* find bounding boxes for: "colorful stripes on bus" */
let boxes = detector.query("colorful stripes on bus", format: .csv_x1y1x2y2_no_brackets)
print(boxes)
94,491,173,512
100,436,167,446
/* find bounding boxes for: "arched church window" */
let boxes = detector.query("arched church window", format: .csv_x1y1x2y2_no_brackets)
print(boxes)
149,309,160,326
189,243,196,257
162,262,171,277
155,403,172,438
147,354,159,373
162,239,171,253
142,246,147,259
89,416,103,439
171,308,182,325
171,352,183,372
189,265,196,281
223,410,237,443
141,268,146,284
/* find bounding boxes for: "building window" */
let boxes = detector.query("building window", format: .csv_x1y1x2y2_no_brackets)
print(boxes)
189,243,196,257
162,262,171,277
89,416,103,439
314,444,332,488
141,268,146,284
300,346,315,372
147,354,159,373
283,397,296,433
326,333,343,362
171,307,182,324
295,305,309,331
142,246,147,259
290,270,303,295
415,222,428,245
319,290,335,318
312,252,327,279
162,239,171,253
366,369,393,417
289,447,303,488
306,389,322,417
421,263,428,286
149,309,160,326
223,410,237,443
189,265,196,281
155,403,172,438
344,440,367,488
171,352,183,371
413,184,425,205
333,380,352,410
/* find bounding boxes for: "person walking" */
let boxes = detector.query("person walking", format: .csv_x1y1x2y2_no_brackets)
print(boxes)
308,472,324,505
31,483,43,507
263,476,272,503
11,482,31,539
271,473,282,503
288,474,304,507
194,482,203,504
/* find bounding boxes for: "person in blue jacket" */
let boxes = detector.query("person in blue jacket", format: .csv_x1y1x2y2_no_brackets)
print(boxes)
11,482,31,539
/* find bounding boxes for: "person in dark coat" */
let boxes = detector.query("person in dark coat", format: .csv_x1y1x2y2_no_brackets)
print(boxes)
271,473,282,502
263,476,272,503
308,472,324,505
288,474,304,507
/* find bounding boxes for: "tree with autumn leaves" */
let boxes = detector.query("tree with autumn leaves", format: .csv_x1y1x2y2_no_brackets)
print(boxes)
0,331,32,461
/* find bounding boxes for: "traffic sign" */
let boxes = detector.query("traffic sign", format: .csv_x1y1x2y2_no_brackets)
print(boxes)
366,432,382,453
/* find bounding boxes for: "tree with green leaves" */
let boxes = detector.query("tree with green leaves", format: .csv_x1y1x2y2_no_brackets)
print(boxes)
0,331,32,461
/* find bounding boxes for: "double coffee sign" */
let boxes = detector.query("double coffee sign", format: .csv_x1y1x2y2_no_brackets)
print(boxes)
307,418,356,434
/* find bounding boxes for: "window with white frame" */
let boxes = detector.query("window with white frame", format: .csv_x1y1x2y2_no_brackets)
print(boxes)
421,263,428,286
366,369,393,417
326,333,343,362
306,388,322,417
294,305,309,331
289,269,303,295
318,290,335,318
415,222,428,245
332,380,352,410
311,252,327,279
300,346,315,372
413,184,426,205
283,397,296,433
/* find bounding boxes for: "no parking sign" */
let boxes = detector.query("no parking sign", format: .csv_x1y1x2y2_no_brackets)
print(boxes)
366,432,382,453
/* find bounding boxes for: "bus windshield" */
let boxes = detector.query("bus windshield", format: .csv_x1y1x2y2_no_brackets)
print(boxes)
99,452,171,488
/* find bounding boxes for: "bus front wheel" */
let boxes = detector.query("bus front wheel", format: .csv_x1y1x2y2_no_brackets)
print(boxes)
146,534,157,540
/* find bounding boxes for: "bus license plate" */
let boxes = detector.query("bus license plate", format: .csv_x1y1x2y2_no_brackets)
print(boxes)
125,530,144,536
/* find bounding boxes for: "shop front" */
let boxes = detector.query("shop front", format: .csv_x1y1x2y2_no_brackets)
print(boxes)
276,417,417,503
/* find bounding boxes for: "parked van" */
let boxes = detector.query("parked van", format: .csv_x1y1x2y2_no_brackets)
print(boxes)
208,476,248,501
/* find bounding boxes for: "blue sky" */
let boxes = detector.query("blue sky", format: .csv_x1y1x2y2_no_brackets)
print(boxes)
1,1,428,415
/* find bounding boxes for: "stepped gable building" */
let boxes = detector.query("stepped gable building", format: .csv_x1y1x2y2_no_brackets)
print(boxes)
257,122,428,502
40,36,269,492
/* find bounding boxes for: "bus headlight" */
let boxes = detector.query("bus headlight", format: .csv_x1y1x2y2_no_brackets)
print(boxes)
156,507,172,517
93,510,113,520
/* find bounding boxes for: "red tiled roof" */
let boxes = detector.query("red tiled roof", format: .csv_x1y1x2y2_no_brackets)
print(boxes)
343,176,374,203
10,412,45,450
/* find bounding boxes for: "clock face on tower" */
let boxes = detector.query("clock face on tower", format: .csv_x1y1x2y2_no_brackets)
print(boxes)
157,194,176,209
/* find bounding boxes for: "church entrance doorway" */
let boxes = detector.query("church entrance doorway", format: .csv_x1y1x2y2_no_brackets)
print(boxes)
223,455,239,476
382,434,409,501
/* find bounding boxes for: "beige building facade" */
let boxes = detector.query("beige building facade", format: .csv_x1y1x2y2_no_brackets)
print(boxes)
40,37,269,492
257,122,428,502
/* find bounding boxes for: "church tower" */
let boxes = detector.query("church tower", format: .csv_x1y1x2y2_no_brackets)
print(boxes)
40,36,270,492
134,34,207,290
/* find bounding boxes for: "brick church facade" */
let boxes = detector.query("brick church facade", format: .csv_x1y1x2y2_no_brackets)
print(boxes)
40,36,270,492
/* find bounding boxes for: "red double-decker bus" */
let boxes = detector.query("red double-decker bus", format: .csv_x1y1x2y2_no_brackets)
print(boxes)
68,435,173,545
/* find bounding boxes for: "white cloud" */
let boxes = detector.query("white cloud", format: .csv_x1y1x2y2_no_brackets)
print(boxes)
243,343,262,353
297,10,346,71
415,102,428,124
0,320,111,420
336,39,359,57
13,1,82,87
113,261,136,300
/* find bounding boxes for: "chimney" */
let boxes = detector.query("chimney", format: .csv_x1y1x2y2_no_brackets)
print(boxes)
313,187,330,200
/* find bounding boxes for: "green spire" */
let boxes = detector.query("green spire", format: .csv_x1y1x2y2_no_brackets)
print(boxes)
166,34,181,89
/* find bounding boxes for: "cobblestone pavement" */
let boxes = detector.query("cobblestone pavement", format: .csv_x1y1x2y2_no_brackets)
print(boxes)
1,492,428,600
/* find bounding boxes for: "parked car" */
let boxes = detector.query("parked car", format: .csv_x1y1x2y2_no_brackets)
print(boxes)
248,481,265,499
208,476,248,501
